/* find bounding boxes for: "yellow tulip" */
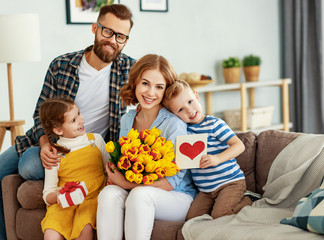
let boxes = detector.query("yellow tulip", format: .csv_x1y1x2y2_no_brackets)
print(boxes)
159,158,169,168
139,144,151,154
150,148,162,160
144,134,156,146
149,173,159,181
159,145,167,155
119,136,131,147
164,162,180,176
153,136,165,146
164,167,178,177
121,143,132,155
141,154,153,165
151,140,164,150
150,127,161,138
134,173,143,184
132,162,144,174
125,170,136,182
127,128,139,141
117,156,131,170
130,139,141,148
145,160,159,172
163,152,175,162
164,140,174,149
143,175,154,185
132,155,144,163
139,129,150,141
125,147,139,160
155,167,166,179
105,141,115,153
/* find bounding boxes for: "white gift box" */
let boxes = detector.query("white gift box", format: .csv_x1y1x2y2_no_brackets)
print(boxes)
58,181,88,208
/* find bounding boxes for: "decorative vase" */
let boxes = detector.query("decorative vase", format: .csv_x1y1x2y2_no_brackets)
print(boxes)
243,66,260,82
223,67,241,84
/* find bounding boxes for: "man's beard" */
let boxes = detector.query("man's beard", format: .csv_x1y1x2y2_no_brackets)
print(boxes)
93,37,122,63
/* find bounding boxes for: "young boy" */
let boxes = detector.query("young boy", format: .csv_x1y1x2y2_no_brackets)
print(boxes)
163,79,252,220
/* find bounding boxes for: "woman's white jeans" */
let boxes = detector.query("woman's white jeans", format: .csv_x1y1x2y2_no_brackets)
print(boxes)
97,185,193,240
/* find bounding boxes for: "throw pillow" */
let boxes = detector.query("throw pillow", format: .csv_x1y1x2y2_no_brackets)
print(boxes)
280,180,324,234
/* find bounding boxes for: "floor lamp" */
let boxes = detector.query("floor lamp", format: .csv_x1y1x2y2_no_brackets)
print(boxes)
0,14,41,151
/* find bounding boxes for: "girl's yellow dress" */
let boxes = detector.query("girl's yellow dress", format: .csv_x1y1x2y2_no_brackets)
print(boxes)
41,133,106,240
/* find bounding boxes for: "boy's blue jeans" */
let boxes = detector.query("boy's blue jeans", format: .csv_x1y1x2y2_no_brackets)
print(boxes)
0,145,44,240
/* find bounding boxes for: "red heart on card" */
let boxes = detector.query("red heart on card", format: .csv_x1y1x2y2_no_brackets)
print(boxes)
179,141,205,160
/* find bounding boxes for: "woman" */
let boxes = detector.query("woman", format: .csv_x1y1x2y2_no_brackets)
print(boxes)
96,54,197,240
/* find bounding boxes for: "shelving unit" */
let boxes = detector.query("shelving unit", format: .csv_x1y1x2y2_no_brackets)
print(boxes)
190,79,292,132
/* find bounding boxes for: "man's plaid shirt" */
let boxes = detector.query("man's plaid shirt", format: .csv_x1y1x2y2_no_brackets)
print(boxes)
15,46,135,156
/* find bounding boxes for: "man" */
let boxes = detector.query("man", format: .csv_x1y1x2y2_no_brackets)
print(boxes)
0,4,135,239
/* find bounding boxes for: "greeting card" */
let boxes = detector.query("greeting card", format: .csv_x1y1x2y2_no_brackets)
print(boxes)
175,134,208,169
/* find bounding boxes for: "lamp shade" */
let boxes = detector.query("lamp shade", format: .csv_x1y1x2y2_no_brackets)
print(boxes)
0,13,41,63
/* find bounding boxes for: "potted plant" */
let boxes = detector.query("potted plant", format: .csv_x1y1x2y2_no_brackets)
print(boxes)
222,57,241,83
243,54,261,82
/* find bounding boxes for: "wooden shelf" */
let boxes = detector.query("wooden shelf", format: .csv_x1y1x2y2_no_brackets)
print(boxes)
185,79,215,89
195,79,292,93
189,78,292,132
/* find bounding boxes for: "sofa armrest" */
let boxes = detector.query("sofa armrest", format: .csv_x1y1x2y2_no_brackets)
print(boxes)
2,174,25,240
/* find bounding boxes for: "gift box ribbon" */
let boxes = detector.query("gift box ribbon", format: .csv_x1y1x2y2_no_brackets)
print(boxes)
59,181,86,207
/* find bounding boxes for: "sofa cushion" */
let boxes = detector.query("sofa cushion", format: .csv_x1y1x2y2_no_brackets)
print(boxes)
280,179,324,234
17,180,45,209
236,131,257,192
16,208,45,240
255,130,301,194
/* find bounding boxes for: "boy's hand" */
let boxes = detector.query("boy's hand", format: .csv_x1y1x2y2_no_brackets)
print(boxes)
200,155,221,169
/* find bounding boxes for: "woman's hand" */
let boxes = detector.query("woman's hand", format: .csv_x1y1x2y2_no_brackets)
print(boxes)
105,162,174,191
106,163,132,189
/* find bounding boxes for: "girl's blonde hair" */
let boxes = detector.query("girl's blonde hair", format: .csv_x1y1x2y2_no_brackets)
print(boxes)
120,54,178,106
39,97,75,154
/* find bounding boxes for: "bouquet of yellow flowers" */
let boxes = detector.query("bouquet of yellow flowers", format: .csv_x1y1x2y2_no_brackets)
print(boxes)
105,127,180,185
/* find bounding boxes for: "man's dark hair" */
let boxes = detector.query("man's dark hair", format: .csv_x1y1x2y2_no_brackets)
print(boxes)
97,4,133,29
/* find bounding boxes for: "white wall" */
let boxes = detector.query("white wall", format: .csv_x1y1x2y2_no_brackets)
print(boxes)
0,0,281,152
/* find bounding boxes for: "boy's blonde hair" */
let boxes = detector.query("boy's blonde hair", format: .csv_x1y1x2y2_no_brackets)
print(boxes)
163,79,191,110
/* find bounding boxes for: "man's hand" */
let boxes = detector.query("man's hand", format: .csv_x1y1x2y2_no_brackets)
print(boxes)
40,142,60,169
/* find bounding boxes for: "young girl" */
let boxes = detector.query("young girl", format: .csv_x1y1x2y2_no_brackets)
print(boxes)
39,97,109,240
96,54,197,240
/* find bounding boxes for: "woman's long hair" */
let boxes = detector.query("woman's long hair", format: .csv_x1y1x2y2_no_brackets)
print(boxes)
39,97,75,154
120,54,178,106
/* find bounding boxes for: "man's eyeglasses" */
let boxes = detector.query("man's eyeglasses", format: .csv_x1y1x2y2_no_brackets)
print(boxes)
96,22,129,44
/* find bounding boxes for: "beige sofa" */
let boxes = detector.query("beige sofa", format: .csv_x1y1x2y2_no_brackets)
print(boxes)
2,130,301,240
